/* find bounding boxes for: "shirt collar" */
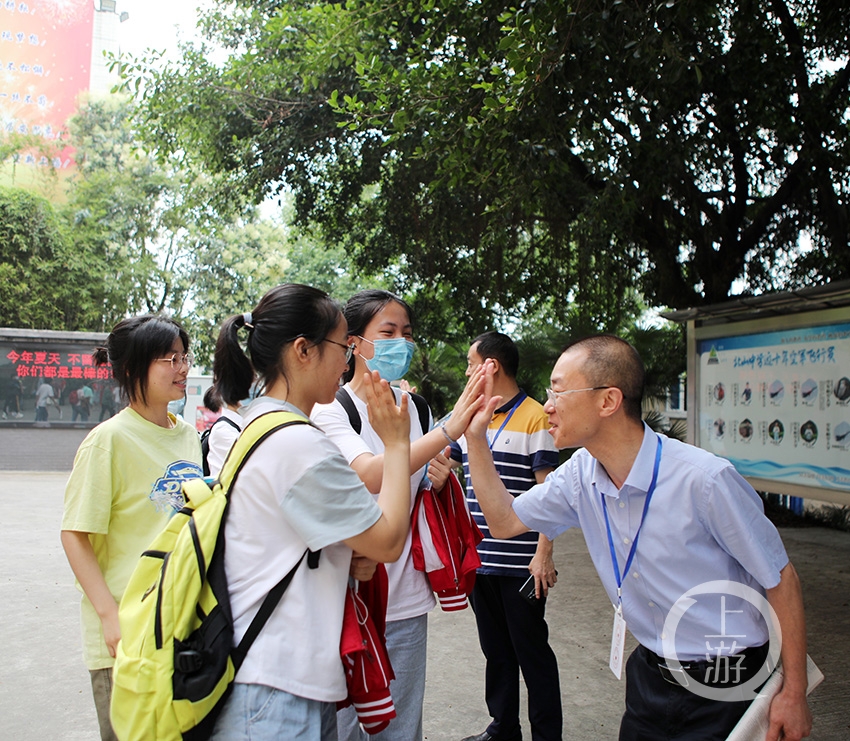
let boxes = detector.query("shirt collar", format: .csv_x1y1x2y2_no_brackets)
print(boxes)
494,389,525,414
247,395,309,420
592,423,659,499
621,423,661,494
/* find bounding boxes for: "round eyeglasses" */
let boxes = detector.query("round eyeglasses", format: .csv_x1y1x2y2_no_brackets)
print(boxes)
545,386,611,404
323,338,356,363
156,352,194,370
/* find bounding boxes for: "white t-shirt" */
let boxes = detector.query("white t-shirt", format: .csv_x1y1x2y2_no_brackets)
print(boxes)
36,382,54,408
206,407,243,477
312,385,436,622
225,397,383,702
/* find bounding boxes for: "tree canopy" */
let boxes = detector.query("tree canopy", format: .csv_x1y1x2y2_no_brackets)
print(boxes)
121,0,849,338
1,95,386,361
0,186,106,330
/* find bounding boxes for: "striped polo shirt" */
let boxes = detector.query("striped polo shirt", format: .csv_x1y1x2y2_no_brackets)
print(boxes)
451,391,559,577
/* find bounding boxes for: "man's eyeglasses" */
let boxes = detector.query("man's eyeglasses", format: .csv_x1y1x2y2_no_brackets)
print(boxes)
324,339,356,363
545,386,611,404
156,352,194,370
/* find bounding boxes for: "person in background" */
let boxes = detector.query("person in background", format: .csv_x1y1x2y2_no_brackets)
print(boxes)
80,383,94,422
99,383,116,421
312,289,483,741
2,375,23,419
463,335,812,741
201,385,243,477
70,384,84,422
61,315,203,741
208,283,413,739
112,383,124,414
451,332,562,741
35,379,60,421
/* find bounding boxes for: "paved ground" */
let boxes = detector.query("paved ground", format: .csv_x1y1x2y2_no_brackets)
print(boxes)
1,467,847,740
0,425,91,472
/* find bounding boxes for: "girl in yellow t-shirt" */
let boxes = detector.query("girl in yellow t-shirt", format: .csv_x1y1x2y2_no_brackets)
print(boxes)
61,314,203,741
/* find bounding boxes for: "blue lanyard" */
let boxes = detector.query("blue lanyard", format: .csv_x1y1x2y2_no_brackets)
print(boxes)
487,392,526,450
601,436,662,605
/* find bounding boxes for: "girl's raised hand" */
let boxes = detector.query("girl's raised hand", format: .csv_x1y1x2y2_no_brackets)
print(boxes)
444,360,495,441
363,370,410,447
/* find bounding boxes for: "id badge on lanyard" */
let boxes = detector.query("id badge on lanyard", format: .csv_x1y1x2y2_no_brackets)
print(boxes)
609,604,628,678
602,436,662,679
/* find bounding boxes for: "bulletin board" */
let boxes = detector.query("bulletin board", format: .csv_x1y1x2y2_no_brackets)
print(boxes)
665,282,850,506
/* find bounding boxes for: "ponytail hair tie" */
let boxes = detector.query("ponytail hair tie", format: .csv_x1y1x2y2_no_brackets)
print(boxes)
242,312,254,329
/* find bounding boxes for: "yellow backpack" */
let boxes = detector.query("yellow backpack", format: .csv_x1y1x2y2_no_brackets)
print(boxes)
110,410,313,740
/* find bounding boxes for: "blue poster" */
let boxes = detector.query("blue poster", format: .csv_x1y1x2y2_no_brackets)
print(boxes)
697,322,850,492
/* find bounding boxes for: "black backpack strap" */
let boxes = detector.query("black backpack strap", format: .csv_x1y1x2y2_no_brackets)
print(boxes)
337,387,430,436
215,415,242,433
335,388,362,434
409,392,431,435
230,547,320,671
201,415,243,476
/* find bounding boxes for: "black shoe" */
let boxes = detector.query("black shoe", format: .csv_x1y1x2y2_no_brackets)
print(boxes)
461,733,522,741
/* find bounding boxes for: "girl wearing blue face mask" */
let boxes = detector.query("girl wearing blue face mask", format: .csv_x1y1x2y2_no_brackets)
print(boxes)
312,289,483,741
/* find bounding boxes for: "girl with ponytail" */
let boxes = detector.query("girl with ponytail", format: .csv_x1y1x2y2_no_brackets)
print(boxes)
208,284,414,739
202,314,257,476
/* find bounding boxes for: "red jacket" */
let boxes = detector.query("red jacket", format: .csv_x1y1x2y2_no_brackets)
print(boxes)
338,565,396,734
411,471,483,611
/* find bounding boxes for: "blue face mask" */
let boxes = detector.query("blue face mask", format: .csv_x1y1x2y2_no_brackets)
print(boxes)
362,337,415,381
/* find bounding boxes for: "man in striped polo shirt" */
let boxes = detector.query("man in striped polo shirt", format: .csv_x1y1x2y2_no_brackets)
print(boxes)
450,332,562,741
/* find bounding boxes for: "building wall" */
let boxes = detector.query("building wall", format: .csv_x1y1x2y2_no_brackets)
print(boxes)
90,2,121,95
1,327,109,425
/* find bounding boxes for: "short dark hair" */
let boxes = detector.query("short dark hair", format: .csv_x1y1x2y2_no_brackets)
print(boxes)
93,314,189,406
342,290,413,383
562,335,644,421
472,331,519,378
216,283,343,394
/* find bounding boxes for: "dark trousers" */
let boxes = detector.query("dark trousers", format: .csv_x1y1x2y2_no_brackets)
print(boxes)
619,644,768,741
470,574,562,741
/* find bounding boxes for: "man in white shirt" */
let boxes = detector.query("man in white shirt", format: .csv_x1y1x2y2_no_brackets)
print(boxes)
35,381,58,421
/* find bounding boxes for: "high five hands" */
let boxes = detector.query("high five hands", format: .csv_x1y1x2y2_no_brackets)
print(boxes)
464,360,502,441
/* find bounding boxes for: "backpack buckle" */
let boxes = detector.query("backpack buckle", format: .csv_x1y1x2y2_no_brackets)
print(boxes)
175,649,205,673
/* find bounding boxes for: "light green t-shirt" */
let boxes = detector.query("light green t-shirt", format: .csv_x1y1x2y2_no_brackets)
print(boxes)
62,407,203,669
